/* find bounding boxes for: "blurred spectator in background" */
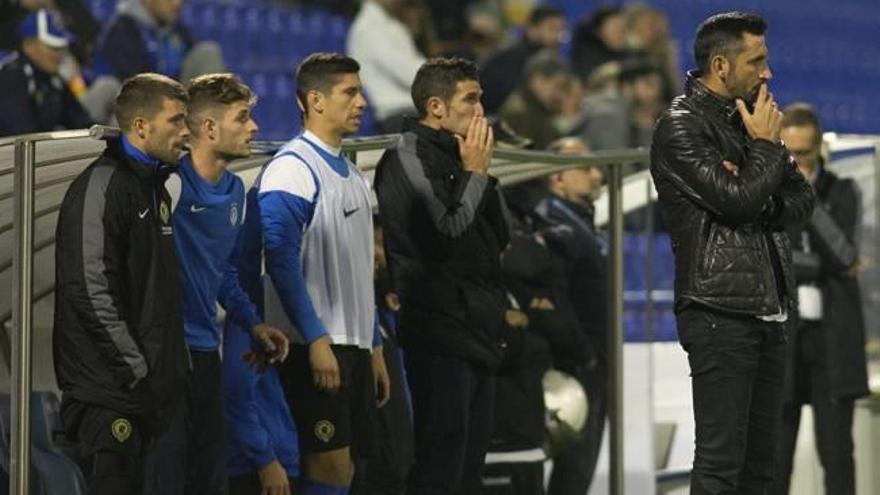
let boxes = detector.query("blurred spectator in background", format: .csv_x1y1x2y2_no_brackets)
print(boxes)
480,5,566,114
96,0,223,81
0,0,50,51
565,59,664,153
480,295,550,495
1,0,100,65
570,5,627,82
0,9,92,136
347,0,427,133
498,50,569,149
554,74,583,136
480,174,594,495
396,0,438,57
87,0,225,124
618,59,665,147
772,103,869,495
434,1,505,61
574,62,629,150
623,3,679,101
422,0,475,47
535,137,607,495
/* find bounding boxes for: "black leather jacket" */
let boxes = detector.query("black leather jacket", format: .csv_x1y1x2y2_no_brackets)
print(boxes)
650,72,815,316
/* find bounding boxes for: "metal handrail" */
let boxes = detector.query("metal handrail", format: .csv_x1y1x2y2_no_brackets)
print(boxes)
8,126,645,495
0,152,103,179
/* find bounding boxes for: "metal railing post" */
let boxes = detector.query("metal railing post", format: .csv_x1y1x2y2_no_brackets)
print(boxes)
607,162,624,495
11,139,36,495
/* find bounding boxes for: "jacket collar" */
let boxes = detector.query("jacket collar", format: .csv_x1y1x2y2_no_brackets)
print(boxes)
551,194,595,222
402,117,461,161
812,158,835,199
105,137,171,179
685,71,740,124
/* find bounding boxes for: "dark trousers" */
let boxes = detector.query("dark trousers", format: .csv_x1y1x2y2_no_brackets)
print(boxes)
481,461,545,495
354,337,414,495
144,349,227,495
676,306,786,495
771,321,856,495
62,401,147,495
405,350,496,495
547,358,606,495
227,472,298,495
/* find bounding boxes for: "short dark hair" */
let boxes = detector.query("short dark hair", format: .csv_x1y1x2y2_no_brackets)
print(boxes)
115,73,188,132
693,12,767,74
528,6,564,26
411,57,479,118
782,102,822,145
295,52,360,115
186,73,256,135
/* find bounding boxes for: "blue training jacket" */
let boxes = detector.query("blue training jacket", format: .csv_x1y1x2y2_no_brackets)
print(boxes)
223,176,299,478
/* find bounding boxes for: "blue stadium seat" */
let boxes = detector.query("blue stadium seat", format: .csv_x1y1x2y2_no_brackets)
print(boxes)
191,3,222,46
259,7,287,72
242,5,265,72
287,11,309,58
0,393,85,495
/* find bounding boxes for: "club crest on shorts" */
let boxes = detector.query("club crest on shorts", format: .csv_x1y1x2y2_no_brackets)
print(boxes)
111,418,132,443
314,420,335,443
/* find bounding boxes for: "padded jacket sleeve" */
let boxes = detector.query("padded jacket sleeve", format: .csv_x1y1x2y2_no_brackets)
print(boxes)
651,111,789,225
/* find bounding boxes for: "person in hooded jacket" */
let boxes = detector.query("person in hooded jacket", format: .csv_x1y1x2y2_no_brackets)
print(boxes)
53,73,190,495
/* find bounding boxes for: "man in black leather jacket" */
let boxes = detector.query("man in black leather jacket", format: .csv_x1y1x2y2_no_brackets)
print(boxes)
650,12,814,494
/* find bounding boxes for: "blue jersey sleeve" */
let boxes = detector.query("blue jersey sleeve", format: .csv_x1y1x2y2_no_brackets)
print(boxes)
223,321,277,470
259,190,327,343
218,229,262,331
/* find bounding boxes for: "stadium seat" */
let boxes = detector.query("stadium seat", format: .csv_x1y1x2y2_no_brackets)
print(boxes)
0,392,85,495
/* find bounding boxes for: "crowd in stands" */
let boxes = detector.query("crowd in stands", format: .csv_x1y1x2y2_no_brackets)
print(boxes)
1,0,677,154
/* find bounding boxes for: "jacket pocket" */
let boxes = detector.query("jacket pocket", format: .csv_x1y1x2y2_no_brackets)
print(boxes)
138,324,187,408
459,282,507,341
698,222,719,276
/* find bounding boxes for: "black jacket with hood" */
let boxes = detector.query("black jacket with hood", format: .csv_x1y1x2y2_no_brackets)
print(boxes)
374,118,511,369
53,138,188,434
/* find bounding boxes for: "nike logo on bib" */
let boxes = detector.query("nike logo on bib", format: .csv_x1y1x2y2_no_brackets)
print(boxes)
138,209,149,219
344,207,359,218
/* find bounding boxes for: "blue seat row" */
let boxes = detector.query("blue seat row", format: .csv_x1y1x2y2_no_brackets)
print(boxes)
623,309,678,343
622,233,675,292
0,392,85,495
185,5,349,73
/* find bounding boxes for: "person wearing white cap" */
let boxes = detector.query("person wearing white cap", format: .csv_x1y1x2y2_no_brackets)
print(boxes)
0,8,92,136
